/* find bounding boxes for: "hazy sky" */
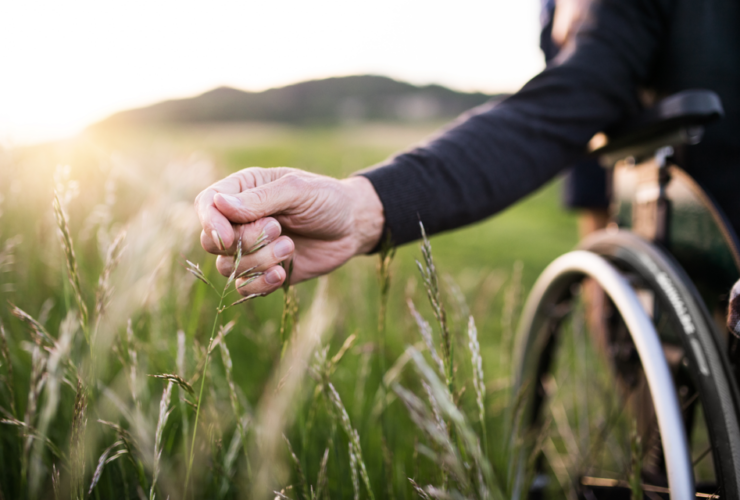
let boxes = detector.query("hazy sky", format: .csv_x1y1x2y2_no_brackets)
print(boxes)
1,0,544,146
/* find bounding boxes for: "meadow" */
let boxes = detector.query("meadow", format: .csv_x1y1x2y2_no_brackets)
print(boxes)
0,122,578,499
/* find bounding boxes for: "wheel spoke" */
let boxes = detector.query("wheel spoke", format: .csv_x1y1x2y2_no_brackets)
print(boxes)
693,446,712,468
682,391,699,412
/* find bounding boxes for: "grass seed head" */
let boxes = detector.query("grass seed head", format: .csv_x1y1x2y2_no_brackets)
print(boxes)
0,322,16,417
415,222,453,390
150,381,174,500
53,192,89,335
89,440,124,495
149,374,195,397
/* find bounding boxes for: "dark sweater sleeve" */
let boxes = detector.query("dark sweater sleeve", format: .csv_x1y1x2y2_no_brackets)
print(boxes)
358,0,672,247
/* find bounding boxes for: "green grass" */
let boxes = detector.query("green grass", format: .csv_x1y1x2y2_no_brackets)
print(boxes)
0,122,577,499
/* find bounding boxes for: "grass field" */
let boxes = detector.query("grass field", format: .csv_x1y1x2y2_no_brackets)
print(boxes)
0,122,578,499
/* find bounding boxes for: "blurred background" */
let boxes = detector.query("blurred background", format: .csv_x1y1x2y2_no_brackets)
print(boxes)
0,1,580,498
1,0,544,146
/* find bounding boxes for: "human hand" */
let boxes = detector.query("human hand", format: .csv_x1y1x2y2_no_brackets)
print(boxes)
194,167,384,297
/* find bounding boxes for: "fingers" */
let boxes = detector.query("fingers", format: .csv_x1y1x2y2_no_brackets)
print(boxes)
200,217,281,256
212,173,308,224
195,180,241,251
235,265,287,296
195,167,294,250
215,235,295,278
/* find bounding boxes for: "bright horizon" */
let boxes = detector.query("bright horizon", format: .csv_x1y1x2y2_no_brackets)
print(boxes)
1,0,544,147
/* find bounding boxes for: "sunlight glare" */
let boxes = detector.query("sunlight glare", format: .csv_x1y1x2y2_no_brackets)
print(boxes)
0,0,544,147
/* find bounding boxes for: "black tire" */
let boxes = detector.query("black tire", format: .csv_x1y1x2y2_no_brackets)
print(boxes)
581,230,740,498
514,230,740,499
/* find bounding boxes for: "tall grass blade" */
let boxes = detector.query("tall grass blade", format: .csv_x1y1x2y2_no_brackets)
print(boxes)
407,299,445,379
150,381,173,500
415,222,453,392
326,382,375,500
0,416,65,460
93,228,126,339
314,446,330,500
21,345,46,490
32,312,77,499
467,316,487,456
53,192,89,339
89,440,124,495
218,425,243,498
0,322,16,417
127,319,140,404
217,321,250,464
393,384,466,487
409,478,432,500
52,464,61,500
349,439,360,500
283,434,310,500
149,374,195,398
69,377,88,500
408,347,500,499
252,277,335,498
9,303,54,347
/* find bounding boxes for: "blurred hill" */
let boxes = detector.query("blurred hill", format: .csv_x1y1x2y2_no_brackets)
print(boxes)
90,75,504,129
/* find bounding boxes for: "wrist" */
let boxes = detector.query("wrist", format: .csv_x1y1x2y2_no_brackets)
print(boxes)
342,176,385,255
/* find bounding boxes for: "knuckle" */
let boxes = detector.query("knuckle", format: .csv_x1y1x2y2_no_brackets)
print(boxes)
243,169,260,188
250,188,269,206
282,173,305,188
275,166,296,177
283,172,303,185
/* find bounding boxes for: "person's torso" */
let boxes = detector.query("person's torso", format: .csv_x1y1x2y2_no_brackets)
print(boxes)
649,0,740,229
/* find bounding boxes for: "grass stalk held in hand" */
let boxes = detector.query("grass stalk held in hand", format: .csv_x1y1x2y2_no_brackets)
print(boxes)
279,259,296,358
183,240,262,498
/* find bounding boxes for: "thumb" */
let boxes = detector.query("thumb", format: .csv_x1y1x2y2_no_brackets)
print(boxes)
213,174,307,223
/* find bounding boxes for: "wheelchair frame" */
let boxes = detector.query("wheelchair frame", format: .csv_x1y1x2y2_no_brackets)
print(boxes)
513,90,740,499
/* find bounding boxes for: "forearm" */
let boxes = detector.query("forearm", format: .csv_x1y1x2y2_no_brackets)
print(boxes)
358,0,669,247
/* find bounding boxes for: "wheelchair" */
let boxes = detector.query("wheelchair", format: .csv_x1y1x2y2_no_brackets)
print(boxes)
513,90,740,499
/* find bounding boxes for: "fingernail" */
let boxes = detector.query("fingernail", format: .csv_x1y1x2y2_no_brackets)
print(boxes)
218,193,241,207
265,268,283,285
211,229,224,250
274,239,293,259
264,220,281,240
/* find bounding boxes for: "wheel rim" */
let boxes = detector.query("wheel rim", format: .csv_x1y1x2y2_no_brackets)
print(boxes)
513,251,695,500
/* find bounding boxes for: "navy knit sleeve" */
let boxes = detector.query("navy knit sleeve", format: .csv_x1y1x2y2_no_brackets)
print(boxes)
358,0,671,247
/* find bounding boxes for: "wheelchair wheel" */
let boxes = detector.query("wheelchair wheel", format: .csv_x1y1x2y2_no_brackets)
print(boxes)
512,231,740,500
